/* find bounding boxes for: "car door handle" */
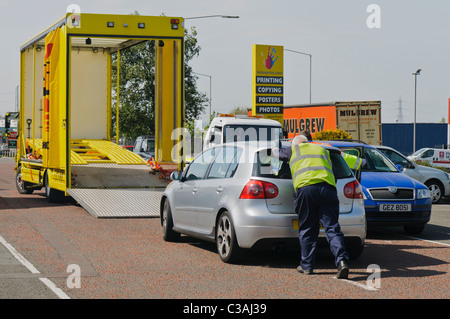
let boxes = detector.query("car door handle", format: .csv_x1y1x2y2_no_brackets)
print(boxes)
192,187,198,194
216,186,224,193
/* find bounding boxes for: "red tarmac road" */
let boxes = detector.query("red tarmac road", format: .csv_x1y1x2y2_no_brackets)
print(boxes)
0,158,448,300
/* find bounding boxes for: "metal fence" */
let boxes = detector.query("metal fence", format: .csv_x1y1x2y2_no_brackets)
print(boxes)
0,149,16,158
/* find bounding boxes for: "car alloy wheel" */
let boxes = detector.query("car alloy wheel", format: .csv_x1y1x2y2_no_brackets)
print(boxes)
216,211,242,263
426,181,443,204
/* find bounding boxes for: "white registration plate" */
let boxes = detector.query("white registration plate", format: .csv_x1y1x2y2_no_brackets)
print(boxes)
379,203,411,212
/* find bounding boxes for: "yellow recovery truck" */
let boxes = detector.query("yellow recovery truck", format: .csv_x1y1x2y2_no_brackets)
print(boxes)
15,13,185,217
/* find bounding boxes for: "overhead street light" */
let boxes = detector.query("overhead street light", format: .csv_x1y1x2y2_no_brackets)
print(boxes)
184,15,239,20
413,68,421,153
285,49,312,104
186,15,239,122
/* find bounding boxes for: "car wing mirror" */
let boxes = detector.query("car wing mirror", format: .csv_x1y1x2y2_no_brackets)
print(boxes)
170,170,183,181
395,164,405,172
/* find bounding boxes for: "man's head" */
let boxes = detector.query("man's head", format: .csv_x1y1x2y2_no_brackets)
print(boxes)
300,130,312,142
292,135,308,145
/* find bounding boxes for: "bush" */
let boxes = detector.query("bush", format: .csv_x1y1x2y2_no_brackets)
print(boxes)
414,160,450,173
314,129,352,141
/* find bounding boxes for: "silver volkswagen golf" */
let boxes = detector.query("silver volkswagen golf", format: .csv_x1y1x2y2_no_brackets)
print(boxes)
160,142,366,263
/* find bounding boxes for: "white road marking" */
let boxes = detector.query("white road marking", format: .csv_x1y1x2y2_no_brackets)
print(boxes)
333,277,379,291
0,235,70,299
401,235,450,247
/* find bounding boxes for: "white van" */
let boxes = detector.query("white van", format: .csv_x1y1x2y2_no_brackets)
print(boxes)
408,148,450,168
203,114,283,150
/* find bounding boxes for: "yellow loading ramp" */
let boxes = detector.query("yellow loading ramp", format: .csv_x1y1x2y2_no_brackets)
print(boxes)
64,139,168,218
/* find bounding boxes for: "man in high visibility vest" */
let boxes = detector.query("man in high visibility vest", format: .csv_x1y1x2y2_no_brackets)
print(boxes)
299,130,365,171
273,135,349,279
342,152,363,170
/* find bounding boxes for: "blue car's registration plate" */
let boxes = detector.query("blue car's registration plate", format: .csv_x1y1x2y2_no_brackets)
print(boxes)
379,203,411,212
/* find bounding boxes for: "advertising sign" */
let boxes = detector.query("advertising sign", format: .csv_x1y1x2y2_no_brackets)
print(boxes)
252,44,284,124
283,105,336,138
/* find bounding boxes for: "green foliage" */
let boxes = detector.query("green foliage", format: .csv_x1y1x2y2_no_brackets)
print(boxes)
314,129,352,140
184,28,209,123
111,40,155,139
230,106,249,115
414,160,450,173
111,17,208,140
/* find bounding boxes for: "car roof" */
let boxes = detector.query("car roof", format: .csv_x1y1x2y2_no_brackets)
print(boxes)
320,140,375,149
218,140,342,154
372,145,392,150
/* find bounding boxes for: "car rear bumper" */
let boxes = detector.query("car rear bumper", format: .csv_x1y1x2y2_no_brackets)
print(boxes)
232,203,366,249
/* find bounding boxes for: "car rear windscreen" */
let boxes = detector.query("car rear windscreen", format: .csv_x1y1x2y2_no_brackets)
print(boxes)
253,149,353,180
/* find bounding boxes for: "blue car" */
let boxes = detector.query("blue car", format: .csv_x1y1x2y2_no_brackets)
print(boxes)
323,141,432,234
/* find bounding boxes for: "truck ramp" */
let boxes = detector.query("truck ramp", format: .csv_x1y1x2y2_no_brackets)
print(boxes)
67,188,163,218
69,163,170,218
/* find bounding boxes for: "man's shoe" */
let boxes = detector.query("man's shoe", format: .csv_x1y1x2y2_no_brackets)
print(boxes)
336,260,349,279
297,266,313,275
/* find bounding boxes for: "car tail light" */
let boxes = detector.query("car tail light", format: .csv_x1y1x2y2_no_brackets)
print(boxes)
344,181,363,199
239,180,279,199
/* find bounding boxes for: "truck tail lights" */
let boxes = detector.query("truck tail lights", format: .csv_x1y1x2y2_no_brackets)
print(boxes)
171,19,180,30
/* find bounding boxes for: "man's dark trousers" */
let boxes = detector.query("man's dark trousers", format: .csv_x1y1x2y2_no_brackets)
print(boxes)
294,182,349,271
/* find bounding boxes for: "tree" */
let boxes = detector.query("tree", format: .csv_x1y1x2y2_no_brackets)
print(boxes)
230,106,250,115
111,16,208,140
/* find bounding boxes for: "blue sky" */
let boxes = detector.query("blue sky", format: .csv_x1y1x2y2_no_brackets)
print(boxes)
1,0,449,125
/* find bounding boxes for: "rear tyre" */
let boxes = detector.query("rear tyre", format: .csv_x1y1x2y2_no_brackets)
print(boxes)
216,211,243,263
45,173,65,203
162,199,180,242
16,166,34,194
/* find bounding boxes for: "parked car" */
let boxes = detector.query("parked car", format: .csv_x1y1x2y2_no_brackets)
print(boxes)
160,142,366,263
374,145,450,204
323,141,432,234
408,147,450,169
121,145,134,151
133,135,155,161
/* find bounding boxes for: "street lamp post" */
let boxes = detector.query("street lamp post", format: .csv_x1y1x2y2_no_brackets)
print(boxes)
193,72,212,120
413,69,421,153
284,49,312,104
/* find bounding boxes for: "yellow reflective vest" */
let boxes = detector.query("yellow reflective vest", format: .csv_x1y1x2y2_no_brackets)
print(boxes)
342,153,362,170
289,143,336,190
